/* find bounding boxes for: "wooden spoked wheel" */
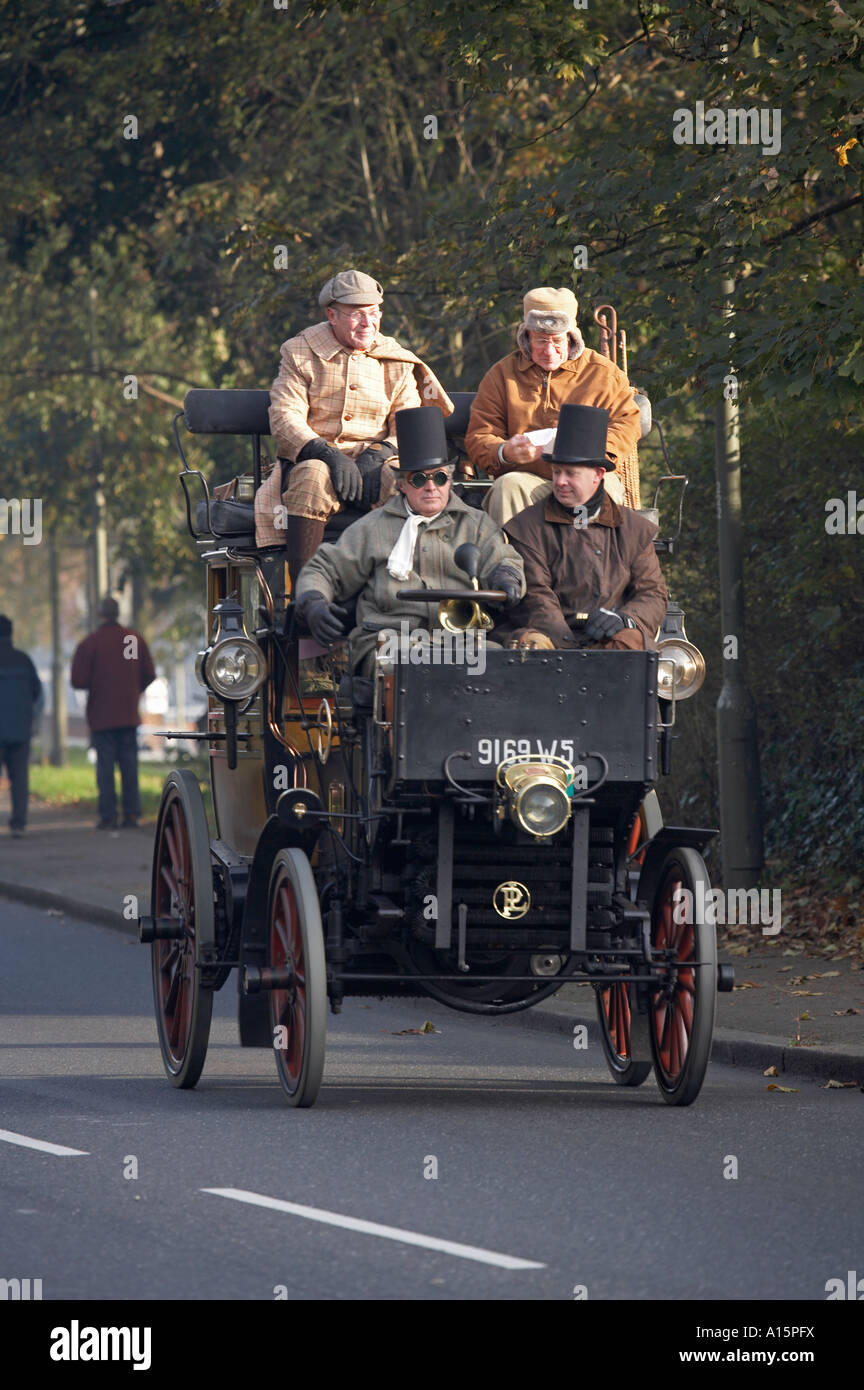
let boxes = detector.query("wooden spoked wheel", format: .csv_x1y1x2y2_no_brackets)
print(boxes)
595,980,652,1086
648,848,717,1106
268,849,327,1107
150,770,214,1088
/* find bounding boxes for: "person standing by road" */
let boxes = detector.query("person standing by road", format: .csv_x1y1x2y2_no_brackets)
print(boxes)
0,614,44,838
70,597,156,829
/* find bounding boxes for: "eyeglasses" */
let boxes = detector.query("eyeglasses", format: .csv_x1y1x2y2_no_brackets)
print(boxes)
335,306,381,323
405,469,450,488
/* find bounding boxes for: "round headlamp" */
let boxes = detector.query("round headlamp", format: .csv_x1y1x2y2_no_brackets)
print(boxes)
657,639,705,701
204,637,267,701
501,761,572,838
516,780,570,836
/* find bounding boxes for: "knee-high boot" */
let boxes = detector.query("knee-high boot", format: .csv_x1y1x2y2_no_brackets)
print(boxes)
281,515,325,593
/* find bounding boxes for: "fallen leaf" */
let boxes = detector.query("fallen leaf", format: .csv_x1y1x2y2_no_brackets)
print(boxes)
766,1084,800,1093
821,1079,857,1089
734,980,764,990
421,1020,439,1033
798,1011,813,1020
45,908,64,917
833,1008,861,1016
810,971,840,978
778,967,794,973
727,944,751,956
763,1065,779,1076
790,990,824,996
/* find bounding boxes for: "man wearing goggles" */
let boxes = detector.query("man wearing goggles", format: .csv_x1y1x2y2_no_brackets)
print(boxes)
295,407,525,673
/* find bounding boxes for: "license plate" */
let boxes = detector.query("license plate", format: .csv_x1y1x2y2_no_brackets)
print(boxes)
472,737,579,767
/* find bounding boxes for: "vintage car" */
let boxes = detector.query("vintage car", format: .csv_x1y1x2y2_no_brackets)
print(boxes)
139,362,732,1109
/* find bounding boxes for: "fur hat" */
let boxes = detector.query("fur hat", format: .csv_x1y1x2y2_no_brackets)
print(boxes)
522,287,578,336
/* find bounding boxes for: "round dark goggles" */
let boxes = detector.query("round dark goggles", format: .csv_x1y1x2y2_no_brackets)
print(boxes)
405,468,451,489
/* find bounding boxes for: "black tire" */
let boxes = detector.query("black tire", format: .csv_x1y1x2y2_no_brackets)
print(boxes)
268,849,327,1106
149,770,214,1088
646,847,717,1106
595,981,652,1086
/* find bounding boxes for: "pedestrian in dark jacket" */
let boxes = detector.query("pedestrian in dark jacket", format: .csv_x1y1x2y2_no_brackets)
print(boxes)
500,405,667,650
0,615,43,837
70,597,156,829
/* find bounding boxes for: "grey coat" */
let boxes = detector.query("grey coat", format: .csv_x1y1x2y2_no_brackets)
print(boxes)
296,490,525,668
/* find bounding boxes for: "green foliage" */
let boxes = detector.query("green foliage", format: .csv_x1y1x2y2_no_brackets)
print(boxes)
0,0,861,884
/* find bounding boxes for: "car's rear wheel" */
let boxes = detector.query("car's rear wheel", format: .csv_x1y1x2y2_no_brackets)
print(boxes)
595,980,652,1086
150,771,214,1088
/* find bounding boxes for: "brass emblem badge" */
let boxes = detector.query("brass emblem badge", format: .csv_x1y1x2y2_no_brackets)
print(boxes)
493,881,531,919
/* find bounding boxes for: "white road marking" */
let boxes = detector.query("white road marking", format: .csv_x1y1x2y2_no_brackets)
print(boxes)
202,1186,545,1270
0,1128,89,1156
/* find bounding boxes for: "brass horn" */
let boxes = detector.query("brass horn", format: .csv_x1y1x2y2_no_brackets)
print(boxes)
437,584,495,633
438,541,495,632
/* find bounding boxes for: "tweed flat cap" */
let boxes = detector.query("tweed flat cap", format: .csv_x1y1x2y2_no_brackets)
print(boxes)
319,269,384,307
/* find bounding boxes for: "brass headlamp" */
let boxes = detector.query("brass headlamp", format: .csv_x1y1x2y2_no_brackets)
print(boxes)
496,755,574,839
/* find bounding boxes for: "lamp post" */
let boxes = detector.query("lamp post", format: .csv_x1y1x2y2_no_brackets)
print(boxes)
715,275,764,888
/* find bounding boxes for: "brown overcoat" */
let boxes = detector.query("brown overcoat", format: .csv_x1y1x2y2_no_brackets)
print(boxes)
502,492,667,650
465,341,641,481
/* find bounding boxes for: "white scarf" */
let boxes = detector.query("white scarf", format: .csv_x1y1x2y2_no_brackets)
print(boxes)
386,498,443,581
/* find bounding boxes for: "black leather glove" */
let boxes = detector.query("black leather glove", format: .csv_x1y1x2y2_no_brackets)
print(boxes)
295,590,350,646
488,564,523,607
296,438,362,506
583,607,626,641
355,441,396,509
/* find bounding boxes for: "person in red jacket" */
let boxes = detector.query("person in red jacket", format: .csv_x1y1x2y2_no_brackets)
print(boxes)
70,597,157,829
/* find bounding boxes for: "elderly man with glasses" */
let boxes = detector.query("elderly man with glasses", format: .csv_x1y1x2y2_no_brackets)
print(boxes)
465,287,642,525
294,407,524,675
255,269,452,585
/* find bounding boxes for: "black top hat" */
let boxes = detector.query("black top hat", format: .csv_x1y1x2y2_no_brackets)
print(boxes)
394,406,450,472
542,403,614,469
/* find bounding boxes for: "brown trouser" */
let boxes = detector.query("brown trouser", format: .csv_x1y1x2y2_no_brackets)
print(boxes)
255,460,399,545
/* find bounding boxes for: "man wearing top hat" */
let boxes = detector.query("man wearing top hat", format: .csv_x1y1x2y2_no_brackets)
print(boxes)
294,407,525,674
500,404,666,651
465,287,643,525
255,269,453,584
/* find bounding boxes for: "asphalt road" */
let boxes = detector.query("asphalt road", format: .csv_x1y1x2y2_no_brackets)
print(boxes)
2,899,863,1303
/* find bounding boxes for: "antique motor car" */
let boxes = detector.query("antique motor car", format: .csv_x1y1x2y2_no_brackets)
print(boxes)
139,374,733,1109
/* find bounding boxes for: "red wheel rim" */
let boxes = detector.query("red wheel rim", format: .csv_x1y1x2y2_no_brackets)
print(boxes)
601,983,632,1061
270,871,306,1090
154,797,196,1068
652,871,696,1083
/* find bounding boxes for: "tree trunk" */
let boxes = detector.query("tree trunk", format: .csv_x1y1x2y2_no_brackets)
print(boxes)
48,536,67,767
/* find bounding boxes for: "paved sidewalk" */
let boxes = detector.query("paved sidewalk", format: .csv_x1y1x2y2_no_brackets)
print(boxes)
2,796,862,1083
0,800,152,927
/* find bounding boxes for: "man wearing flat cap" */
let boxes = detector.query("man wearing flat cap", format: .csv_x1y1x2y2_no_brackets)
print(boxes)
499,405,666,652
465,287,643,526
255,269,452,583
294,407,525,675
